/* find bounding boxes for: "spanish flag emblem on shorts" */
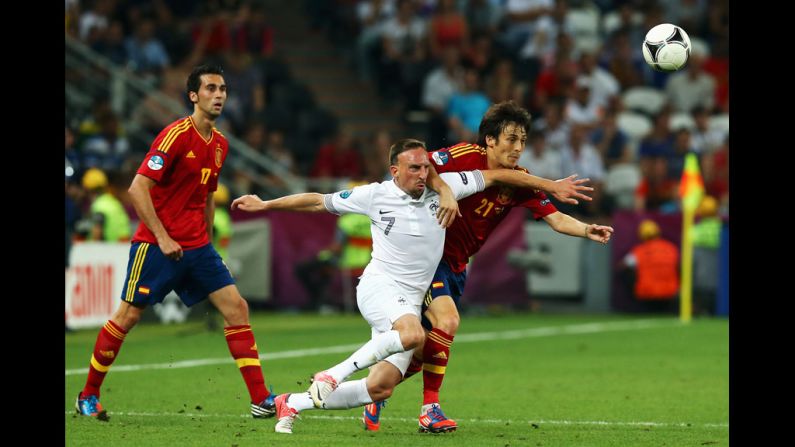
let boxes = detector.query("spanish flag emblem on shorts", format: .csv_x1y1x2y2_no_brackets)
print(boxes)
432,282,444,289
138,286,151,295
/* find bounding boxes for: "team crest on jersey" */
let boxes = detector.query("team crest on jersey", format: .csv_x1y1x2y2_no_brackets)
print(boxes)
147,155,164,171
496,186,514,205
215,144,223,167
431,151,450,165
540,199,550,206
429,200,440,215
339,190,353,199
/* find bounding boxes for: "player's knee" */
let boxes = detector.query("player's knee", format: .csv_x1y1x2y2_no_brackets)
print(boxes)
400,325,426,349
436,314,460,335
367,379,397,401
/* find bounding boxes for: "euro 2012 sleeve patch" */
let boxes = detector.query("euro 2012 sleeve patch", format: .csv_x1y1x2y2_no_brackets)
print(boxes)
431,151,449,165
339,190,352,199
147,155,165,171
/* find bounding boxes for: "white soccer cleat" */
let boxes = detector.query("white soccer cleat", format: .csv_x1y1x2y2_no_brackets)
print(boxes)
308,371,338,408
274,394,299,434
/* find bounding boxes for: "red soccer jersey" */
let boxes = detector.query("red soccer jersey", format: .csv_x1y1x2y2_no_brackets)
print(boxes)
429,142,558,273
133,116,229,249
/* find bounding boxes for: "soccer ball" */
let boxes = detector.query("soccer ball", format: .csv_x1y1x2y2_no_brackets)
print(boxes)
642,23,691,72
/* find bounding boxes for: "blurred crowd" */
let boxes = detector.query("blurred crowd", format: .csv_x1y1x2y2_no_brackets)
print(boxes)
65,0,729,242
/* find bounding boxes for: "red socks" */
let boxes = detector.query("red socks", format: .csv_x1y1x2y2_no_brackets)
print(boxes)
224,325,269,403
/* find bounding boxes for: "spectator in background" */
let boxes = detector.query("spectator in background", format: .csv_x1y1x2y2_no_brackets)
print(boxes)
518,130,563,181
220,50,265,134
559,123,605,216
619,219,680,313
427,0,469,59
532,51,577,113
421,46,464,150
464,0,501,36
591,108,631,168
701,135,728,210
92,19,128,66
565,76,604,131
532,99,570,151
125,17,171,79
666,128,694,180
447,66,491,142
634,156,677,213
485,58,527,105
262,129,299,196
377,0,427,100
577,49,620,108
355,0,396,83
81,111,130,172
665,44,716,113
79,0,114,43
232,1,274,57
500,0,554,54
463,33,497,76
310,127,363,179
603,30,644,90
692,195,722,316
361,129,393,182
689,105,725,154
130,67,187,136
81,168,132,242
638,111,674,160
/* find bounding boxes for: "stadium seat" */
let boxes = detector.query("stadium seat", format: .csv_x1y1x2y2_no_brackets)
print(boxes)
622,87,666,116
605,163,641,210
617,111,652,141
708,114,729,133
601,10,645,37
669,112,696,131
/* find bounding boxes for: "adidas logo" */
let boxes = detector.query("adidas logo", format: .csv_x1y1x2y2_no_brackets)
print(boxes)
186,150,196,158
100,350,115,359
433,351,447,359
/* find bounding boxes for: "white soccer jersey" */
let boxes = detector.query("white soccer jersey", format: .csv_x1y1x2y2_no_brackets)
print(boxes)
323,171,485,300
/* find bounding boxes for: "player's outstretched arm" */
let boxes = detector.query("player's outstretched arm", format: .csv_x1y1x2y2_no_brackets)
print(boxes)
481,170,594,205
129,174,183,260
542,211,614,244
426,163,462,228
231,193,327,213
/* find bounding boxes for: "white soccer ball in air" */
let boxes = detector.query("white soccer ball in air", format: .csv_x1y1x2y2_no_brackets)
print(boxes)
642,23,691,72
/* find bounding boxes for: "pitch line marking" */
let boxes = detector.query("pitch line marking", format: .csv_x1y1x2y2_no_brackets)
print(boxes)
65,410,728,428
65,319,680,376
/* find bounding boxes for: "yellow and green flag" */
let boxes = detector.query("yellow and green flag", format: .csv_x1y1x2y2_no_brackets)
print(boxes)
679,153,704,322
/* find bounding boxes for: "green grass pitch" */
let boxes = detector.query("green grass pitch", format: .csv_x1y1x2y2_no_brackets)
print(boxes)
66,313,728,446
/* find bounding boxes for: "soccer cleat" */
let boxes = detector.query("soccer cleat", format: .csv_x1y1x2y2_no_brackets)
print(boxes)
75,392,109,421
308,370,338,408
251,392,276,418
418,404,457,433
274,394,300,434
362,400,387,431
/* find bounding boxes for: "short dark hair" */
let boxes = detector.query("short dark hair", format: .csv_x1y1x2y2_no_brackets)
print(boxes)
477,101,531,147
389,138,427,165
187,64,225,98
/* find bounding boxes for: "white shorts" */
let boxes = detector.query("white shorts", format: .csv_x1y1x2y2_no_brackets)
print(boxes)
357,272,422,375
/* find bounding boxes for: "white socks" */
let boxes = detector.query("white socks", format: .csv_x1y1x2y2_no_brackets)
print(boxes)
287,392,315,412
321,379,372,409
326,330,404,383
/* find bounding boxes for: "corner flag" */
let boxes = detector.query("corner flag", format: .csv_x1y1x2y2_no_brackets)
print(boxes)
679,153,704,322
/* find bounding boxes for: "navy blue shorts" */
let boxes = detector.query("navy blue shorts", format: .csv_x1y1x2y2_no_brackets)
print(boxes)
421,260,467,330
120,241,235,307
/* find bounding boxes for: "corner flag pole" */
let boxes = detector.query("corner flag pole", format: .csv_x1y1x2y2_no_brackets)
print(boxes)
679,153,705,323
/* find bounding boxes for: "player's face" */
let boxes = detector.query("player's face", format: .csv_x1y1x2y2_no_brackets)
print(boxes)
193,74,227,119
392,148,430,199
486,123,526,168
